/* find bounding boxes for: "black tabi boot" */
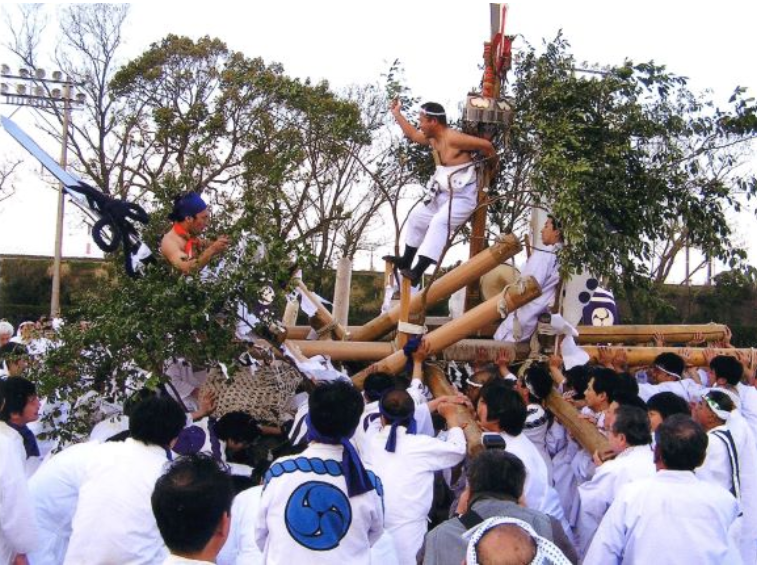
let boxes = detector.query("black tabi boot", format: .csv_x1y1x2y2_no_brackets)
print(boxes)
401,255,436,285
382,245,418,270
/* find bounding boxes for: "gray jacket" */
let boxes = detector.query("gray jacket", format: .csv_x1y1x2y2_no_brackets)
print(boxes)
420,496,577,565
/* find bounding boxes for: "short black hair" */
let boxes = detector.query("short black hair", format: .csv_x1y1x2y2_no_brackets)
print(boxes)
647,392,691,419
588,367,617,399
467,450,526,500
129,396,186,447
656,415,708,471
710,356,744,386
420,102,447,126
523,365,553,401
481,381,527,436
152,454,234,554
363,372,396,402
653,352,685,378
609,372,639,401
547,214,563,231
308,381,363,438
0,342,27,360
611,392,647,411
612,405,652,446
214,411,261,444
564,364,590,399
380,389,414,422
0,377,36,421
704,389,736,415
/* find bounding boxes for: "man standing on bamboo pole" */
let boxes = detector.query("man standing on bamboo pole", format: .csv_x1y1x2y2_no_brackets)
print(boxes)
494,216,563,344
384,100,497,284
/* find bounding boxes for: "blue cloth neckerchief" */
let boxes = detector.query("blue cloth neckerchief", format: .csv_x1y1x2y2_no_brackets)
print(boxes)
305,413,374,497
8,422,40,458
378,402,417,453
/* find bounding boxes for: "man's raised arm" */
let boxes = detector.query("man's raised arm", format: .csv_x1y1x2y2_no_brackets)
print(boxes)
391,99,429,145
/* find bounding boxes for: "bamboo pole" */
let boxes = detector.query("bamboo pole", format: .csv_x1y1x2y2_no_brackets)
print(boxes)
352,276,541,389
425,364,484,457
397,277,412,349
332,257,353,327
296,280,347,341
575,324,728,345
545,391,609,455
582,346,751,367
350,234,522,342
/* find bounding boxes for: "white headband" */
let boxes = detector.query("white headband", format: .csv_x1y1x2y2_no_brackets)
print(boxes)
654,364,682,380
704,394,733,422
464,516,572,565
420,108,446,117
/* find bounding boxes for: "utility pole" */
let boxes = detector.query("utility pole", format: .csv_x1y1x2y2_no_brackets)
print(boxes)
0,65,84,318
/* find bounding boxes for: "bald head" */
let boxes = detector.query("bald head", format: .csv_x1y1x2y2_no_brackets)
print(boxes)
475,524,537,565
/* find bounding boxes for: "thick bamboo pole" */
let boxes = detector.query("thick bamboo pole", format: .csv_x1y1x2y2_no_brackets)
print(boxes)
545,392,609,455
289,338,521,362
582,346,752,367
296,280,347,341
352,276,541,389
397,277,412,349
425,364,484,457
350,234,522,342
576,324,728,345
332,257,353,327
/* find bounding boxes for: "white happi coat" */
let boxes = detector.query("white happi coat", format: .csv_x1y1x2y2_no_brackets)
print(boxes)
637,378,704,403
404,164,478,262
494,244,561,343
64,438,171,565
255,443,384,565
736,382,757,440
576,444,656,557
0,421,37,564
584,470,742,565
27,441,101,565
361,425,466,564
220,485,398,565
697,412,757,565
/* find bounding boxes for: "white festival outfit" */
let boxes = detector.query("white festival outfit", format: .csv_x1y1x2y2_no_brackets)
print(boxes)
254,438,384,565
64,438,172,565
27,441,101,565
494,243,562,343
0,420,37,564
360,417,466,564
583,470,742,565
404,163,478,262
696,398,757,565
575,444,656,557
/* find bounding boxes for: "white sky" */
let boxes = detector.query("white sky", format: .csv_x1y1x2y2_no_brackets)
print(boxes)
0,1,755,280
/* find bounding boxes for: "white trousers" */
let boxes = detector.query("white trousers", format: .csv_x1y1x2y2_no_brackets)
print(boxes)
404,181,478,262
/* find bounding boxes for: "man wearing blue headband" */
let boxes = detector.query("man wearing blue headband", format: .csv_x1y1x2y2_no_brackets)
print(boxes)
160,192,229,275
385,100,497,284
361,389,466,564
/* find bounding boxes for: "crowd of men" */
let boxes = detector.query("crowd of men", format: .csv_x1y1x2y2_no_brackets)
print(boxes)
2,311,757,565
2,105,756,564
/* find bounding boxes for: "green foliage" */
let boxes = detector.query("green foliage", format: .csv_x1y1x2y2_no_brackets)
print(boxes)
490,35,757,289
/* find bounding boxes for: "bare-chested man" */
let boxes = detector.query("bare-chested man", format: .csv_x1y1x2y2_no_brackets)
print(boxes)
160,192,229,275
384,100,496,283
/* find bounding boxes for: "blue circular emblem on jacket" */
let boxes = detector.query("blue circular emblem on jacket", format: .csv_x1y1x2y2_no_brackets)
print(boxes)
285,481,352,551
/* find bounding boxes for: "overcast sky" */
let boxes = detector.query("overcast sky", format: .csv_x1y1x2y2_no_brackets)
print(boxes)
1,1,755,279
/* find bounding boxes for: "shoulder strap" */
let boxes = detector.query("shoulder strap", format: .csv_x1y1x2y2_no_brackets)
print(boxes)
458,509,485,530
712,429,741,500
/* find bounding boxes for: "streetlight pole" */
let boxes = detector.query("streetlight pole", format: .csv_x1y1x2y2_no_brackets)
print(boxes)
1,65,84,318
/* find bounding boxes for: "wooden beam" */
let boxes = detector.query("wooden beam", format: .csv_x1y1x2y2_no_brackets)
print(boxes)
350,234,522,342
352,275,541,389
582,346,749,367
